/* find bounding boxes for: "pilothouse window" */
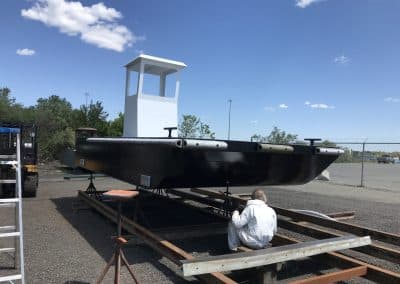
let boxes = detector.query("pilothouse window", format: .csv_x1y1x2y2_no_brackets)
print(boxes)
165,72,178,98
128,70,139,96
142,73,160,96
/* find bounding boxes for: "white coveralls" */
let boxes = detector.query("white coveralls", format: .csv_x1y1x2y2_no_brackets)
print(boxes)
228,199,277,250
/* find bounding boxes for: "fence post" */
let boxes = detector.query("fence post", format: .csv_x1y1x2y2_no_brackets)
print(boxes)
360,142,365,187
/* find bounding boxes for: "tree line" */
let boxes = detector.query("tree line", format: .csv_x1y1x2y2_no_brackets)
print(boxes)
1,87,123,160
1,88,214,161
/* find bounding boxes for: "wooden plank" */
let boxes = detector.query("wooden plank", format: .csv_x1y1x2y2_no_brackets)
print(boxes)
167,188,223,208
236,246,252,252
192,188,400,246
289,266,367,284
63,173,107,180
272,234,400,284
279,219,400,264
274,206,400,246
326,211,355,220
78,191,236,284
181,236,371,276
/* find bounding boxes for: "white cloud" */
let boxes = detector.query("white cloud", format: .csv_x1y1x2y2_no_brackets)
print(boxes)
264,106,275,112
135,49,144,55
16,48,36,56
310,103,335,109
21,0,140,52
250,120,258,125
279,104,289,109
334,55,350,65
304,101,310,105
295,0,324,8
384,97,400,103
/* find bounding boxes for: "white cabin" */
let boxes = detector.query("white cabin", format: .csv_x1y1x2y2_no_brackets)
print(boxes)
123,54,186,137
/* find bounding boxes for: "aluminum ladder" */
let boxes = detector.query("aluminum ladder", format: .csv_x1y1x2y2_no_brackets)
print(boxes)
0,127,25,284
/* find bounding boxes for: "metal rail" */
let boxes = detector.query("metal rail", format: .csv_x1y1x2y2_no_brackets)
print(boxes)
181,236,371,276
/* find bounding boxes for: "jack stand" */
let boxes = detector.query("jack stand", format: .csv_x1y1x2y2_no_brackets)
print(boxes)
86,172,100,199
220,181,233,217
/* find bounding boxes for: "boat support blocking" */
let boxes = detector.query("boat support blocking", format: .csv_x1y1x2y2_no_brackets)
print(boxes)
77,190,237,284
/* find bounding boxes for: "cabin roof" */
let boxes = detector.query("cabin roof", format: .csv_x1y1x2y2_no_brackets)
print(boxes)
125,54,186,75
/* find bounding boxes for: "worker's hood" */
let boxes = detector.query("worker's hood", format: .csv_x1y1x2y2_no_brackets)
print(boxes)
246,199,266,206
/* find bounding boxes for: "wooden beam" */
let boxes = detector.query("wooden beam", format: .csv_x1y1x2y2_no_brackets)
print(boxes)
191,188,400,246
279,219,400,264
167,188,223,208
289,266,367,284
326,211,355,220
272,234,400,284
274,206,400,246
181,236,371,277
78,191,236,284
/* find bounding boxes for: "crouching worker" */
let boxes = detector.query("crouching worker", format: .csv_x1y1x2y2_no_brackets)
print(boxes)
228,189,277,251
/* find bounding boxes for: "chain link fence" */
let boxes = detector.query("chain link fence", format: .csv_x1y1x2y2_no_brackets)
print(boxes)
324,142,400,190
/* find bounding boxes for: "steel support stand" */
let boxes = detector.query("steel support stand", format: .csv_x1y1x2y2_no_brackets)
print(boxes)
86,172,101,199
96,200,139,284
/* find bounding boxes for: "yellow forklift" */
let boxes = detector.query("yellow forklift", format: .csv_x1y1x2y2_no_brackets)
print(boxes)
0,123,38,197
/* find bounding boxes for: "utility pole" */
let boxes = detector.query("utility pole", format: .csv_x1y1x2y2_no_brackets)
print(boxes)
227,99,232,140
85,92,89,108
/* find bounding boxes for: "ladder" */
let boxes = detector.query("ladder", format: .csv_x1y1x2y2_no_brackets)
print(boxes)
0,127,25,284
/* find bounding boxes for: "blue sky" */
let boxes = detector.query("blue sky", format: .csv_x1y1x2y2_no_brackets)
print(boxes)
1,0,400,143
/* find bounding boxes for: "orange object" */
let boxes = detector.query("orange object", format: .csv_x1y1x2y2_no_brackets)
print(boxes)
103,190,139,200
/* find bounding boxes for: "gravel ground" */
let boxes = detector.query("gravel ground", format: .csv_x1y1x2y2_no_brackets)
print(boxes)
0,162,399,283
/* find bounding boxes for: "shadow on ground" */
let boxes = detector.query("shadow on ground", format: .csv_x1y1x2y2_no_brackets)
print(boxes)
51,194,197,283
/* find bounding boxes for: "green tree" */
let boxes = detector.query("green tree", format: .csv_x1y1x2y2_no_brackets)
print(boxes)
199,122,215,139
179,115,200,138
36,95,73,128
250,134,263,142
72,101,109,136
34,95,75,160
266,127,297,144
108,112,124,137
0,87,31,123
319,140,336,147
0,88,14,111
178,114,215,139
251,127,298,144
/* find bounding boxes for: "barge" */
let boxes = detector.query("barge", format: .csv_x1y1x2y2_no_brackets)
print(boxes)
74,54,343,188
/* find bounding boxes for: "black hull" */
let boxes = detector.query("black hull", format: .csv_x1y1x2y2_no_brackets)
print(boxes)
76,138,341,188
